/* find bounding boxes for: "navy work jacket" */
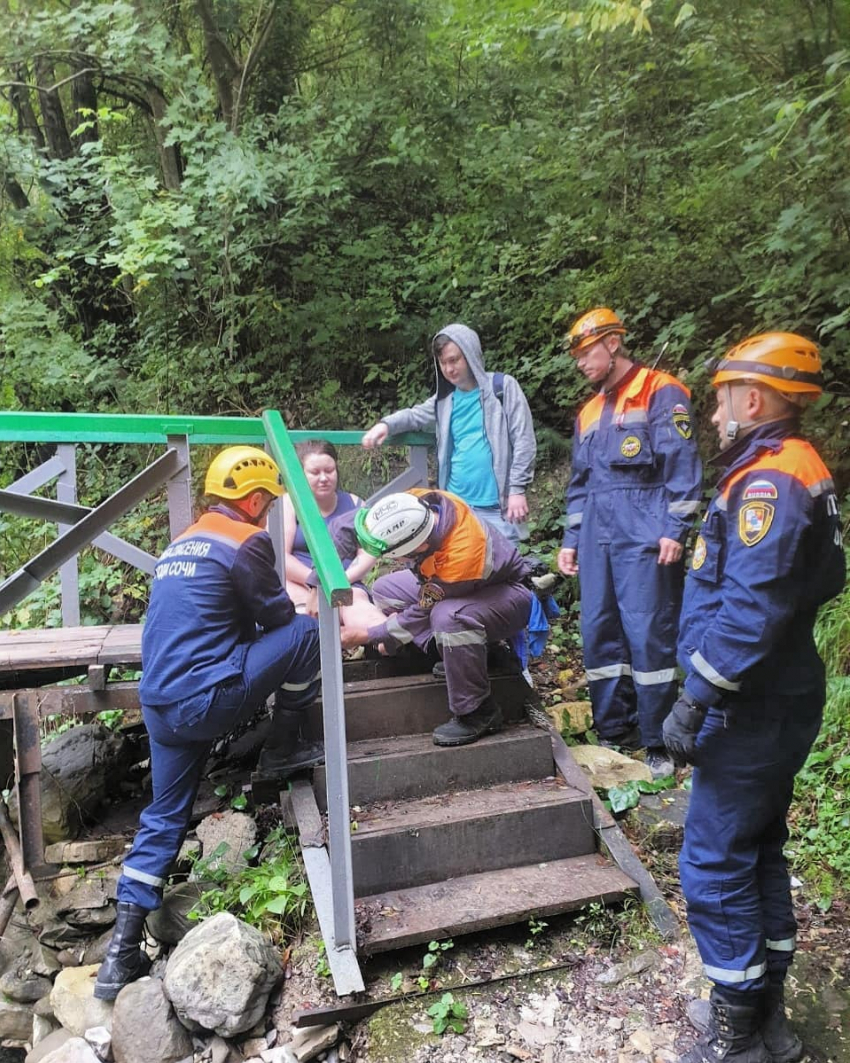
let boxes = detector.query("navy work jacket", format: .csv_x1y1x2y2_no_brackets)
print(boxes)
678,421,845,707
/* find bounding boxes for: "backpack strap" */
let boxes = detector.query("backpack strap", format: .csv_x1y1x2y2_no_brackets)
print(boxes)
492,371,505,403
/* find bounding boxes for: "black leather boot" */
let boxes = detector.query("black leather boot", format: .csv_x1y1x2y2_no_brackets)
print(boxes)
432,696,503,747
687,981,803,1063
93,902,152,1000
762,981,804,1063
678,986,771,1062
256,707,324,778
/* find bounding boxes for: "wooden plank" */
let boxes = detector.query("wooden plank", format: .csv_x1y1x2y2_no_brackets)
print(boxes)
351,780,595,896
0,623,143,673
357,854,639,953
548,726,678,939
313,725,554,810
0,683,142,722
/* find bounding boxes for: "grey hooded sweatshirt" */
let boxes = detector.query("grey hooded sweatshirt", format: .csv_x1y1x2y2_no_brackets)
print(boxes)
380,323,536,511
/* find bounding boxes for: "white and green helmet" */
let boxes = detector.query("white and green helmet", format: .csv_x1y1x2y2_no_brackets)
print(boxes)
355,493,435,559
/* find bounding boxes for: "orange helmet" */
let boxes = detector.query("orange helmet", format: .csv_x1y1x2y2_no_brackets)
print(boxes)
566,308,626,356
711,332,823,397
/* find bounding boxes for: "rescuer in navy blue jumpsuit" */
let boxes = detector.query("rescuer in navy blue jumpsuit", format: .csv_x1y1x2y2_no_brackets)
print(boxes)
557,308,702,778
662,333,845,1063
94,447,321,1001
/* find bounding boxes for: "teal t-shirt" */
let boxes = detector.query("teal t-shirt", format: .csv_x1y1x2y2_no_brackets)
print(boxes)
446,387,500,506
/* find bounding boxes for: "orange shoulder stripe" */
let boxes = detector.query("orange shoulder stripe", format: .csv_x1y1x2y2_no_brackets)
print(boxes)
723,438,833,499
577,393,605,435
615,367,690,414
175,511,261,546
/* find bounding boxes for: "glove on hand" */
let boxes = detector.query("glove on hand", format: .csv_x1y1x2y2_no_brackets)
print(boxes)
662,691,707,768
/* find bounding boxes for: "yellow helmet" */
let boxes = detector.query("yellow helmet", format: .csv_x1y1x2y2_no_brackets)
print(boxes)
566,307,626,356
711,332,823,397
204,446,283,499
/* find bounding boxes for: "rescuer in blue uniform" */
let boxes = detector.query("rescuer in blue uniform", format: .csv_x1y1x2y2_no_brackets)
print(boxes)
663,333,845,1063
94,446,321,1001
557,308,702,777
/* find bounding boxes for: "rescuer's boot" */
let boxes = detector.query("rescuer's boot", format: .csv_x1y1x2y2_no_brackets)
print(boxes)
678,986,770,1062
93,902,152,1000
687,981,803,1063
432,696,503,747
256,706,324,778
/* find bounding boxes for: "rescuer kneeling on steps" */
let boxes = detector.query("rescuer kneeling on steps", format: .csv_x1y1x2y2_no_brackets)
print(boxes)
94,446,321,1001
337,489,533,747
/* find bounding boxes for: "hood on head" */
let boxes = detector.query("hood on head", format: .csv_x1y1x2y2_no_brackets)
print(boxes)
432,322,486,396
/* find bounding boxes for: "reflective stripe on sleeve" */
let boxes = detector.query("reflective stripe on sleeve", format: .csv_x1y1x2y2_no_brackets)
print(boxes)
482,531,495,579
669,500,701,516
568,513,583,528
691,650,741,692
385,615,414,644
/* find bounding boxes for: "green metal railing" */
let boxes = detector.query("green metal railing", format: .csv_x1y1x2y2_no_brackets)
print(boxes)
0,409,433,995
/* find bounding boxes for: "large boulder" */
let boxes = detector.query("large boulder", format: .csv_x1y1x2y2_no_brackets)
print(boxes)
194,810,257,872
8,724,134,843
49,966,113,1038
163,913,283,1037
0,998,34,1040
570,744,652,789
30,869,120,954
111,978,193,1063
31,1036,100,1063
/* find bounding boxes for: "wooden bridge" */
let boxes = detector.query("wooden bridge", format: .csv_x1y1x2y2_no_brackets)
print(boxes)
0,411,675,997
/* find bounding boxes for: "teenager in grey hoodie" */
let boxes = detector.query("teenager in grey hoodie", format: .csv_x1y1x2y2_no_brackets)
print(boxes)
361,323,537,543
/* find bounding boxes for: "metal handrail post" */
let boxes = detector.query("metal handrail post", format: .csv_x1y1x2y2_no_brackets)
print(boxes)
165,435,193,538
57,445,80,626
318,589,356,951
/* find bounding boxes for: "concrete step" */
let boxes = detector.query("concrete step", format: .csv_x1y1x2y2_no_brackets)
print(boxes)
357,854,640,953
351,777,595,896
313,724,554,810
307,672,533,742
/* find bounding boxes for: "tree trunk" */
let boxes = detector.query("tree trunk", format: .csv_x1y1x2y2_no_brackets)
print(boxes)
71,66,99,149
33,58,74,160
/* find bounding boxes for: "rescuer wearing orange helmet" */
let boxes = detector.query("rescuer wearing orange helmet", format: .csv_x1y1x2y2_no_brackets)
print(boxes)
664,333,845,1062
557,308,703,777
94,447,321,1001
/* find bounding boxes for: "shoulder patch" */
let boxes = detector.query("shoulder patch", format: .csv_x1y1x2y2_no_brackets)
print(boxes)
742,479,778,501
738,501,775,546
673,407,692,439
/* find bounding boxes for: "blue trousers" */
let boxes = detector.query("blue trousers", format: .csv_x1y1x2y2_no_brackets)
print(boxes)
680,693,822,991
372,570,532,716
579,539,683,748
118,615,319,910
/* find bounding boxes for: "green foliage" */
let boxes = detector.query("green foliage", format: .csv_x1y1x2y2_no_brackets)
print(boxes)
525,915,548,948
426,992,468,1036
1,0,848,452
315,940,332,979
604,775,677,814
570,897,647,950
189,827,310,942
789,573,850,909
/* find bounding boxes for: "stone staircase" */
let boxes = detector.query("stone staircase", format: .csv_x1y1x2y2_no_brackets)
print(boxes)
299,657,640,955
